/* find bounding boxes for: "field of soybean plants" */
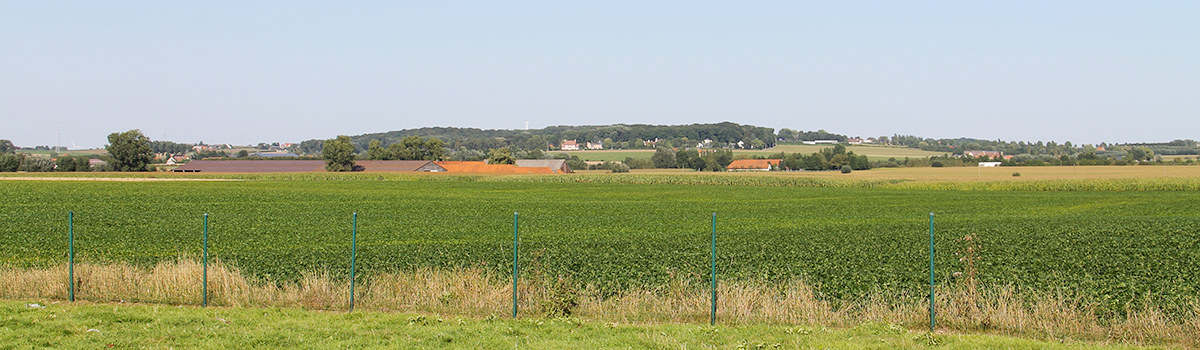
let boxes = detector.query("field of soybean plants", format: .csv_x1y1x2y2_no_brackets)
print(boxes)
1,175,1197,316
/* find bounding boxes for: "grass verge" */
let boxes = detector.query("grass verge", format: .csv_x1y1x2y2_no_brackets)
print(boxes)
2,261,1196,348
1,299,1170,349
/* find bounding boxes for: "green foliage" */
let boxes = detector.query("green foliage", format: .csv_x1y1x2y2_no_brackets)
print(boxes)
367,140,389,160
332,122,778,154
0,139,15,154
622,157,653,169
55,154,88,172
651,148,676,168
322,135,357,172
105,129,153,171
0,300,1115,349
18,156,55,172
149,140,191,154
0,153,24,171
236,150,250,158
840,165,852,174
193,149,228,159
487,148,516,165
3,176,1200,317
565,156,585,173
373,136,447,161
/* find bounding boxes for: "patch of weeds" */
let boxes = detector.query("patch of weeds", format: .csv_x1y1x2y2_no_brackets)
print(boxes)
735,340,781,349
406,315,428,326
437,291,458,305
914,332,942,346
539,276,580,317
784,326,812,335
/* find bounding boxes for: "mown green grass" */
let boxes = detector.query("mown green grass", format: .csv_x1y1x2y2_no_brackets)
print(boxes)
0,300,1163,349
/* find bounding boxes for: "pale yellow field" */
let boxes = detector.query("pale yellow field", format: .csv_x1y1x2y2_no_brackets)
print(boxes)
747,144,946,159
727,164,1200,182
578,165,1200,182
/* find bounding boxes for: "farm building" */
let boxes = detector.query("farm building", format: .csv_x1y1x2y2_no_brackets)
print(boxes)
561,140,579,151
172,160,324,173
979,162,1002,167
727,159,782,171
963,150,1002,158
356,161,447,172
515,159,571,173
172,160,446,173
435,161,555,174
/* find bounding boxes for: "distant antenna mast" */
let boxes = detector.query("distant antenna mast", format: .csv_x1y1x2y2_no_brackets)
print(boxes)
525,121,529,130
56,125,61,153
162,121,166,140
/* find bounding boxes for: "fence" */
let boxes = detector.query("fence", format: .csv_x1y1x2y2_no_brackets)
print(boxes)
1,210,1198,331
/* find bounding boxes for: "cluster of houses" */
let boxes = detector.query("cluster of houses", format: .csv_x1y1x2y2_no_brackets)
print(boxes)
172,159,572,174
559,140,604,151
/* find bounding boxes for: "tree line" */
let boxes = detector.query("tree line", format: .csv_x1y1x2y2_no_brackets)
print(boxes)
300,122,783,155
0,130,157,172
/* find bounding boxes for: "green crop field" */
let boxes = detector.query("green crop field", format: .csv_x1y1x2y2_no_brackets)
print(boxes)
1,174,1197,316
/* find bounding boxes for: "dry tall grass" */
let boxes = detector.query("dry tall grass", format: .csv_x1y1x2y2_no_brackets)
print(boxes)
2,260,1196,348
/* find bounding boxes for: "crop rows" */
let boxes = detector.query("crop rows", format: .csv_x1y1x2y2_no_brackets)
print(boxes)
1,179,1197,315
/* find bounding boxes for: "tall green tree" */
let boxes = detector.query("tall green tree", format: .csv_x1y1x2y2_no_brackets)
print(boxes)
0,139,15,154
424,138,446,161
0,153,23,171
55,154,90,172
367,139,390,160
323,135,357,171
487,148,516,164
651,147,676,168
105,130,153,171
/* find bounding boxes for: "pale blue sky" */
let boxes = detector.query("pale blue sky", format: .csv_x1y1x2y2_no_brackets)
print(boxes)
2,1,1197,148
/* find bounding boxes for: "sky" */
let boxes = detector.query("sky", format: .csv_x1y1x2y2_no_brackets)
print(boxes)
2,1,1197,148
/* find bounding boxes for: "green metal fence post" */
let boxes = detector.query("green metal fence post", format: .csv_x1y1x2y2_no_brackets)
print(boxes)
928,212,935,333
349,212,358,312
203,213,208,307
68,211,74,302
710,212,717,326
512,212,519,319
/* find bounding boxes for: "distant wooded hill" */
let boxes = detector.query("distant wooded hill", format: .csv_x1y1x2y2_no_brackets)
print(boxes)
298,122,789,154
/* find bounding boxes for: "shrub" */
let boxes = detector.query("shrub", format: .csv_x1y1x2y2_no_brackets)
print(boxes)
1012,172,1021,177
840,165,852,174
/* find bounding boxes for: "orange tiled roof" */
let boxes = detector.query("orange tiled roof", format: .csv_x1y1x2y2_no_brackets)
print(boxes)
727,159,781,170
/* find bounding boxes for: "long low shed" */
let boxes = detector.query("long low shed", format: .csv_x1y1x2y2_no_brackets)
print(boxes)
172,160,447,173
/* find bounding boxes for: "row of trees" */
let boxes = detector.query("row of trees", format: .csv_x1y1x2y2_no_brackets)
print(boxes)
776,144,871,171
365,136,446,161
891,135,1200,160
301,122,782,155
0,130,155,172
649,148,736,171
